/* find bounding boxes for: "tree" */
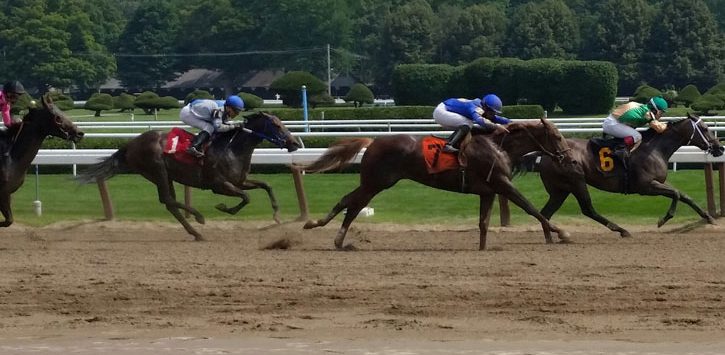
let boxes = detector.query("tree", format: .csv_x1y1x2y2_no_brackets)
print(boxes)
580,0,653,94
84,93,114,117
270,71,326,107
344,83,374,107
506,0,580,59
116,0,180,90
676,84,702,107
114,93,136,112
378,0,436,90
630,84,662,103
435,4,507,64
643,0,723,89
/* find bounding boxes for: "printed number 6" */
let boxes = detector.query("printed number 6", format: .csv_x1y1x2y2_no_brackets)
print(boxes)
599,147,614,172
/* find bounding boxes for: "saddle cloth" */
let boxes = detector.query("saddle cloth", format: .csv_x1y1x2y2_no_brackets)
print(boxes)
164,128,202,165
421,136,460,174
588,137,626,175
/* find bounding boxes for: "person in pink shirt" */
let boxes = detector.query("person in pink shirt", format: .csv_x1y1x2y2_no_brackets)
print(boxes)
0,81,25,132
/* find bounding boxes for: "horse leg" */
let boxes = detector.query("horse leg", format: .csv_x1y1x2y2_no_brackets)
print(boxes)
638,180,681,227
168,178,205,224
214,179,279,223
540,189,569,220
498,181,571,244
569,184,631,238
142,170,204,241
0,193,13,227
478,193,496,250
678,192,716,224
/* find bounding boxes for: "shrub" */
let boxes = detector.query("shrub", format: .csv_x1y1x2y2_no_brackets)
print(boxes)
557,61,618,115
48,92,75,111
676,84,701,107
84,93,114,117
113,93,136,112
184,89,213,104
393,64,457,105
238,92,263,110
630,84,662,103
691,94,725,115
344,83,374,107
135,91,179,115
705,83,725,96
270,71,326,107
502,105,546,119
10,93,36,114
309,93,335,108
516,59,563,112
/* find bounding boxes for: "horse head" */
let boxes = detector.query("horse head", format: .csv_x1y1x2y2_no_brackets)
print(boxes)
243,111,300,152
24,94,84,143
506,118,572,164
670,113,724,157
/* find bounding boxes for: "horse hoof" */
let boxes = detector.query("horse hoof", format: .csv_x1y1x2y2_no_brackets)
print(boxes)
336,244,357,251
193,235,205,241
558,237,573,244
558,230,571,239
620,230,632,238
195,215,206,224
303,220,317,229
215,203,229,213
657,218,668,228
706,216,717,225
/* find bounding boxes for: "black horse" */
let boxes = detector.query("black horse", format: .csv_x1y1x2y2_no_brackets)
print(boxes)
536,113,724,237
1,94,84,227
78,112,300,240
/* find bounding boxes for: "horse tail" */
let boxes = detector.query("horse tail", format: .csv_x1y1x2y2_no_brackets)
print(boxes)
512,151,542,177
296,138,373,173
76,147,129,184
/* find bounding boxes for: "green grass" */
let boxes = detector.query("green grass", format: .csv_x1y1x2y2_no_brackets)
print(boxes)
12,171,717,227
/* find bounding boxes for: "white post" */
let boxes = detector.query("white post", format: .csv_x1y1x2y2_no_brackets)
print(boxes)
327,43,332,96
33,165,42,216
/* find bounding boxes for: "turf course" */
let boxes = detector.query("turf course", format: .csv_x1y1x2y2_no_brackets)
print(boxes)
12,171,716,227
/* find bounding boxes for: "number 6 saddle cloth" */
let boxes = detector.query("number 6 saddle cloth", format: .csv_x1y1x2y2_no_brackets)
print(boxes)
588,137,627,176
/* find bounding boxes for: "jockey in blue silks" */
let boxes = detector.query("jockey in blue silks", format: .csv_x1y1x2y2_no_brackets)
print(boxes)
433,94,511,153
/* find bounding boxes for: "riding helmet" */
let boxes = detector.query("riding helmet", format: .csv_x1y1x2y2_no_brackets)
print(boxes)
3,80,26,95
648,96,668,112
482,94,503,113
224,95,245,112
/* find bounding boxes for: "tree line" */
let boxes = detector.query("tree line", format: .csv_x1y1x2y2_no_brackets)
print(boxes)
0,0,722,96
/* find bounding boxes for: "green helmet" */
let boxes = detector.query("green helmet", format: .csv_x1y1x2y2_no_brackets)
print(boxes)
648,96,668,112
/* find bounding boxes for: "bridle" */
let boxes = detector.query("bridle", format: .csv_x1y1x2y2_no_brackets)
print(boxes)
686,117,712,151
519,122,570,163
229,113,288,148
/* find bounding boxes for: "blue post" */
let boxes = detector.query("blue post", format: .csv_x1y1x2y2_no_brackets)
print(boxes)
301,85,309,132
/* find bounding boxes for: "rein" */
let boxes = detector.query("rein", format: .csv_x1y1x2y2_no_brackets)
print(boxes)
687,118,709,147
521,124,570,163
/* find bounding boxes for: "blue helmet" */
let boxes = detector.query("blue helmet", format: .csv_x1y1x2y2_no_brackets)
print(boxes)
224,95,244,112
482,94,503,114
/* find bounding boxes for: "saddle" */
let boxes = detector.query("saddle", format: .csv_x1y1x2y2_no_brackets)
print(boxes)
164,128,207,165
588,136,633,192
421,134,471,174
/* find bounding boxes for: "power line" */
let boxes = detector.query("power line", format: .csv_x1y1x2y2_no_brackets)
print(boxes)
110,46,365,58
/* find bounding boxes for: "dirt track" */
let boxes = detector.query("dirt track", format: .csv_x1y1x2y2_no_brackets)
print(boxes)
1,219,724,352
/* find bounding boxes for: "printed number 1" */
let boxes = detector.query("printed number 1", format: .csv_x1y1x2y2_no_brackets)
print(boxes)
170,136,179,153
599,147,614,172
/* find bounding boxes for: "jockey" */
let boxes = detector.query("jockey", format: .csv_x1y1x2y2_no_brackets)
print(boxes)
602,95,668,168
603,96,668,150
180,95,245,158
0,81,25,133
433,94,511,153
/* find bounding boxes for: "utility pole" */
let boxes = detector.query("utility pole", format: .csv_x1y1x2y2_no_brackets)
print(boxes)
326,43,332,96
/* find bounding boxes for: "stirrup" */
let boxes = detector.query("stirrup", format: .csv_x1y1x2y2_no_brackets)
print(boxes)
186,146,205,158
442,144,459,153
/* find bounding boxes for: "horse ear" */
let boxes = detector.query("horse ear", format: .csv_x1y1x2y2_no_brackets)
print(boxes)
42,93,53,108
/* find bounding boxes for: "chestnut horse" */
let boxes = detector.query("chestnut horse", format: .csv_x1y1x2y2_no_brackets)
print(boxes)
299,119,575,250
536,113,724,237
77,112,300,240
0,94,84,227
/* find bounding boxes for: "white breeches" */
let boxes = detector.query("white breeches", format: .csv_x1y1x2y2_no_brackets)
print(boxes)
180,105,214,134
602,115,642,143
433,103,474,129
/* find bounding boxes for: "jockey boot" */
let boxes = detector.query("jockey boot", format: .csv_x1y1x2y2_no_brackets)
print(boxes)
613,146,630,170
186,131,211,158
442,125,471,153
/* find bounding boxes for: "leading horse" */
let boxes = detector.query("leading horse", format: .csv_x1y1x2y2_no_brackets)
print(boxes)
77,112,300,240
536,113,724,237
299,119,575,250
0,94,84,227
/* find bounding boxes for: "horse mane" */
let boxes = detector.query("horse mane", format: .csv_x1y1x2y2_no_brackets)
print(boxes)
640,118,687,142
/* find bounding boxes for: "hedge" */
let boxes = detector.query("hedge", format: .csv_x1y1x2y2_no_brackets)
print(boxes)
676,85,701,107
238,92,263,110
49,92,75,111
184,89,213,104
394,58,617,115
630,85,662,103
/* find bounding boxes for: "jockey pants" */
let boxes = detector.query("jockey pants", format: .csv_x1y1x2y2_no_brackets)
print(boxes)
433,103,475,129
180,105,215,135
602,115,641,143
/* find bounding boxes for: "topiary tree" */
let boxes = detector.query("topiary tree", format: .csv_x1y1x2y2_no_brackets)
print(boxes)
84,93,114,117
630,84,662,103
238,92,263,110
134,91,160,115
113,93,136,112
691,94,725,115
344,83,374,108
270,71,326,107
184,89,213,104
48,92,75,111
676,84,701,107
10,93,36,115
310,93,335,108
705,83,725,96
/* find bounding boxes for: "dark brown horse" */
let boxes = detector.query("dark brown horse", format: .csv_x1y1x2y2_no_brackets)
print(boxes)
77,112,300,240
299,119,574,250
537,113,724,237
0,94,84,227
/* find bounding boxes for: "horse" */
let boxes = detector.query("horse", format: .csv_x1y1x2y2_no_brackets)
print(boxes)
0,94,84,227
298,119,575,250
77,111,300,240
536,113,724,237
